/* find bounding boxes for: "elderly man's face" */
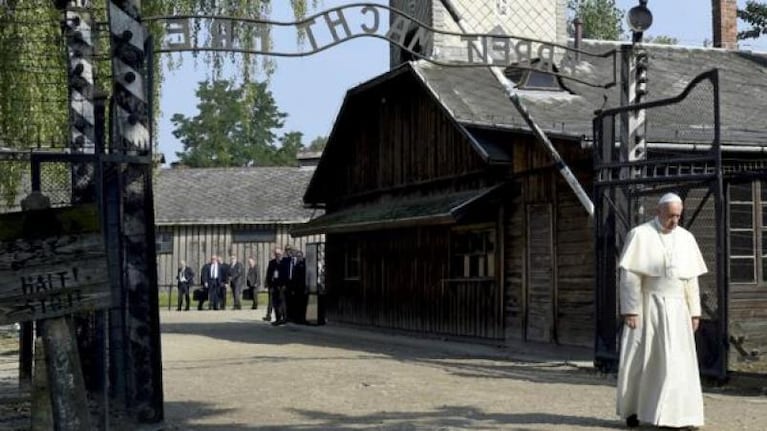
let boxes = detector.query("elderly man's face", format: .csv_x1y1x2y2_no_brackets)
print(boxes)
658,201,683,233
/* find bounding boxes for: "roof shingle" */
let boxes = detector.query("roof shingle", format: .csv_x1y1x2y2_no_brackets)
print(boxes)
154,167,319,225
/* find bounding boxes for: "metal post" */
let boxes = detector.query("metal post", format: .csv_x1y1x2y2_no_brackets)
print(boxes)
107,0,164,423
61,0,97,203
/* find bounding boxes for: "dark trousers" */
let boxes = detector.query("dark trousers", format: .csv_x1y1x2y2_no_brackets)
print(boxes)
251,288,259,309
295,290,308,323
274,285,287,323
265,286,274,318
177,283,190,310
208,281,223,310
231,283,242,309
196,288,207,310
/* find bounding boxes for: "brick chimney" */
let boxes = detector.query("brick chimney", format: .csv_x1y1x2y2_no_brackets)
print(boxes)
712,0,738,49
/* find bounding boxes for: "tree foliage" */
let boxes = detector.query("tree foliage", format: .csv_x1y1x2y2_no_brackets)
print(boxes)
172,80,303,167
0,0,313,205
644,35,678,45
738,1,767,40
568,0,624,41
308,136,327,152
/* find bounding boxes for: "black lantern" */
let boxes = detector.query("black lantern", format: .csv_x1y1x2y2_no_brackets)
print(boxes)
627,0,653,42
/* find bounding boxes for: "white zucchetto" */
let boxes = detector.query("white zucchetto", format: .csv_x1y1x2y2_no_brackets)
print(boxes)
658,192,682,206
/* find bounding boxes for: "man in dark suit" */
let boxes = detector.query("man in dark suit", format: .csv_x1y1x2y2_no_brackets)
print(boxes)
176,260,195,311
291,250,308,323
229,255,245,310
201,255,223,310
279,245,298,324
264,248,284,324
218,256,230,310
246,256,261,310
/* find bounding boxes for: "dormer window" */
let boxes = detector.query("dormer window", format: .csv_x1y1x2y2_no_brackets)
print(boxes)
504,60,568,91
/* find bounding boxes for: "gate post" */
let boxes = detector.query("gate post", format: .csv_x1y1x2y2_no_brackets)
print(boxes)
107,0,164,423
60,0,97,203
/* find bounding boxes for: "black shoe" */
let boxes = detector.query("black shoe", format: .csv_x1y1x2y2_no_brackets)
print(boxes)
176,308,181,311
270,321,280,326
263,315,271,321
626,414,639,428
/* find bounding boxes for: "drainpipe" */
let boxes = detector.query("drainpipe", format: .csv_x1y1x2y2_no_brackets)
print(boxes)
437,0,594,217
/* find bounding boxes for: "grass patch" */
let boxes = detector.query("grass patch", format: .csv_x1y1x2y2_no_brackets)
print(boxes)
158,289,269,310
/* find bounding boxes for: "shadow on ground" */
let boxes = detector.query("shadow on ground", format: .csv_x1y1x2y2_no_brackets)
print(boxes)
163,400,623,430
161,318,610,388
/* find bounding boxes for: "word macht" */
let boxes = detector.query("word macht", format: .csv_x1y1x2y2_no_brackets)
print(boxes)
153,4,613,88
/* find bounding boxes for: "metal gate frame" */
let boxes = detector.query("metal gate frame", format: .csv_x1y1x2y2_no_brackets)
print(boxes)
592,69,729,380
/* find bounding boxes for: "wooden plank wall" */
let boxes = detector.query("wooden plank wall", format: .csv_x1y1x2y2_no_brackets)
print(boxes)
325,227,504,339
155,223,323,290
526,203,554,342
503,190,525,341
504,140,595,347
554,173,595,347
683,186,767,372
325,74,487,207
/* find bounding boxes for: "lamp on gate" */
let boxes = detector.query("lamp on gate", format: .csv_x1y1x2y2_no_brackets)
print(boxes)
627,0,653,43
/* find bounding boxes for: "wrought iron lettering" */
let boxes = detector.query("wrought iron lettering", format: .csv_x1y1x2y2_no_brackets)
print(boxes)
145,3,617,88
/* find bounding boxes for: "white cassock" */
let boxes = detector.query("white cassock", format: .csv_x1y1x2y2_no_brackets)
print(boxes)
616,218,708,428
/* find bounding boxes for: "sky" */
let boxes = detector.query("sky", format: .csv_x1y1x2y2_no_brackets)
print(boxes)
156,0,767,165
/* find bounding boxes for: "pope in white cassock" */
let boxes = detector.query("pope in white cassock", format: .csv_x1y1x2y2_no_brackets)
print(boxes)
616,193,707,429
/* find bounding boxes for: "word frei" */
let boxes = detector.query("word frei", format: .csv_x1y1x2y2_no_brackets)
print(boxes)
158,4,596,84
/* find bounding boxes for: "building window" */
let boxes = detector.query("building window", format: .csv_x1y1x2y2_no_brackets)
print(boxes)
232,227,276,243
451,228,496,279
728,181,767,284
504,61,567,92
344,239,360,280
156,231,173,254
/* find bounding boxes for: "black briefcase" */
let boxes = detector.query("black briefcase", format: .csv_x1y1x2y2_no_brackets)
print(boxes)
192,288,208,301
242,288,254,301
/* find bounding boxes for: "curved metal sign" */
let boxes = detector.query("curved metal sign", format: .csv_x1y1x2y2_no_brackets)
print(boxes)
145,3,617,88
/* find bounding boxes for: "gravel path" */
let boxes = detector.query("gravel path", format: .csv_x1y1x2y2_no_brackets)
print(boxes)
160,310,767,430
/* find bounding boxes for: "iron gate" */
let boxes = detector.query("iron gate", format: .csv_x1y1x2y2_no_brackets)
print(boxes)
592,69,729,379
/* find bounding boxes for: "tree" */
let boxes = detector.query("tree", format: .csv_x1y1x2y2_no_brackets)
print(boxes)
173,80,301,167
644,35,679,45
568,0,624,41
738,1,767,40
0,0,314,203
274,131,305,165
308,136,327,152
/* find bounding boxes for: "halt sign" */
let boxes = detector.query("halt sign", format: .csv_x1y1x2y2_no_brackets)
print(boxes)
0,204,112,324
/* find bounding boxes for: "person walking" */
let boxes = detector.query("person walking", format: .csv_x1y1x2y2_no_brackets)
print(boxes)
229,255,244,310
264,248,284,324
218,256,230,310
202,255,223,310
246,256,261,310
616,193,707,429
176,260,194,311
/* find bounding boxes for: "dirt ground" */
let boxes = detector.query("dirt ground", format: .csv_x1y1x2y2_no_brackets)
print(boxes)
160,310,767,431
